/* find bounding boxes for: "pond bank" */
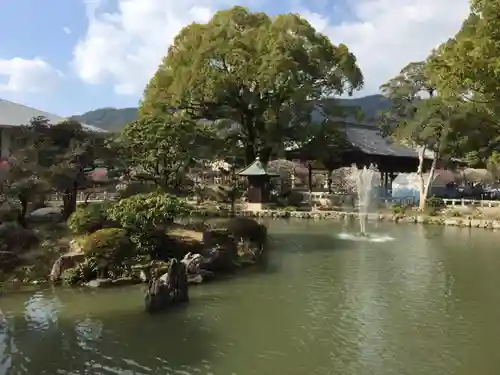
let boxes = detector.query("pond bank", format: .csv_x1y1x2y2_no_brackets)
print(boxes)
1,217,268,290
195,209,500,230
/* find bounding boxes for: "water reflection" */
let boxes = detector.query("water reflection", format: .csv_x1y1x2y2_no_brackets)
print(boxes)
2,221,500,375
1,288,218,375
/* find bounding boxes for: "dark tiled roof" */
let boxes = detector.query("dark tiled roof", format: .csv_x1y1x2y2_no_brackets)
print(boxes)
343,123,420,158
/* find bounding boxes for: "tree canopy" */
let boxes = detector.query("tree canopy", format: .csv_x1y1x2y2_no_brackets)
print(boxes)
379,61,476,209
140,6,363,163
5,117,119,219
121,113,221,191
427,0,500,105
426,0,500,163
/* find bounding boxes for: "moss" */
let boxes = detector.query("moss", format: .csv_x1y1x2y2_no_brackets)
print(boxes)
82,228,134,261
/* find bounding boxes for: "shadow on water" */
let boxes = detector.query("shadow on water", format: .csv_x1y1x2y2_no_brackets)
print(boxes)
0,289,218,375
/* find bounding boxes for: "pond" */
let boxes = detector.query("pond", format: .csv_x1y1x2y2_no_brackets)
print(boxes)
2,220,500,375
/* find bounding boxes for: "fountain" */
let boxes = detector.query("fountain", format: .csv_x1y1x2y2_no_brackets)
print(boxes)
336,164,393,242
346,164,380,235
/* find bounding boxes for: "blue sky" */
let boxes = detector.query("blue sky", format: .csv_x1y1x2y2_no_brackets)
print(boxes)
0,0,468,118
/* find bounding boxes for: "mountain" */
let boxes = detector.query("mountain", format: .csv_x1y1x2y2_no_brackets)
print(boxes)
72,95,392,131
71,107,138,132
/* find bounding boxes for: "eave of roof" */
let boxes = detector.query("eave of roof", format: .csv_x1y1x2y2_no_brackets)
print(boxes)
0,98,107,133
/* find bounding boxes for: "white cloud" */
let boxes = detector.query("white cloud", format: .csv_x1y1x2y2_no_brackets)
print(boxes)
0,57,64,94
73,0,470,96
302,0,470,94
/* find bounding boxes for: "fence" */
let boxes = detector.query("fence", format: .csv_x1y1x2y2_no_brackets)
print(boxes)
48,191,118,203
441,198,500,208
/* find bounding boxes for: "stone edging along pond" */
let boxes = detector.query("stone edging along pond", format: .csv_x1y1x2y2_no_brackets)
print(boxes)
195,209,500,230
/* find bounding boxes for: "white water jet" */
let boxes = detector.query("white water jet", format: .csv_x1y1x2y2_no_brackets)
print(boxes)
346,164,381,236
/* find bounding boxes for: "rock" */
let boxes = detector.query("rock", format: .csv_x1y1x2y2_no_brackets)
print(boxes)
49,252,85,282
139,270,149,283
176,262,189,302
187,274,203,284
68,238,85,253
399,216,416,223
28,207,63,223
469,219,482,228
85,278,113,288
181,252,204,273
144,258,190,313
199,245,237,273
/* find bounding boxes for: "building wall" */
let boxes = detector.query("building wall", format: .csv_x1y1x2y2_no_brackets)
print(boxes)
0,127,11,158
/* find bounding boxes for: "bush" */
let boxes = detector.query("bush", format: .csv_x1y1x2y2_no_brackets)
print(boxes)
117,181,157,199
82,228,134,263
67,201,114,234
129,229,176,260
107,192,190,232
61,267,81,286
0,207,20,223
426,196,444,208
287,191,304,206
0,224,39,253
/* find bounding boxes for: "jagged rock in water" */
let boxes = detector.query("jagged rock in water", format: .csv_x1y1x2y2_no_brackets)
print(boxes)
176,262,189,302
144,258,190,313
181,252,214,283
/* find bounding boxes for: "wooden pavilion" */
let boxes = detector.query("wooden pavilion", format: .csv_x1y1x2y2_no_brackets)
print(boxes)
285,121,434,194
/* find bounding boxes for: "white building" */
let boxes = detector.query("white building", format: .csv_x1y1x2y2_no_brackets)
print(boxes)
0,98,106,158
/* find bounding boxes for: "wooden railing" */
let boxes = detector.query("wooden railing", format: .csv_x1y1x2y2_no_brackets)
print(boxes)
48,191,118,203
441,198,500,208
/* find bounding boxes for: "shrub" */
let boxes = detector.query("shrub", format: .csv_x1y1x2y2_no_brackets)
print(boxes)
287,191,304,206
426,196,444,208
129,229,174,260
67,201,113,234
82,228,134,263
0,224,39,253
78,257,99,281
392,204,405,215
61,267,81,286
0,207,20,223
117,181,156,199
107,192,190,232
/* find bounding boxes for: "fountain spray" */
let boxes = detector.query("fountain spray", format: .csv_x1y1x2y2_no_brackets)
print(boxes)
346,164,380,236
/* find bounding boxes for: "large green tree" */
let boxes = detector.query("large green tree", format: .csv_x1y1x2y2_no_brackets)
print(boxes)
426,0,500,161
427,0,500,104
140,6,363,164
380,61,473,210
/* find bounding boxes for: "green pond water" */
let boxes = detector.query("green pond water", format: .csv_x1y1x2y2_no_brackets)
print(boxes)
2,220,500,375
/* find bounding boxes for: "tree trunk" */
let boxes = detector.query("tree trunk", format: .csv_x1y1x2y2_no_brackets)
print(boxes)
63,185,77,219
259,147,272,165
417,148,438,211
17,195,28,228
245,144,256,165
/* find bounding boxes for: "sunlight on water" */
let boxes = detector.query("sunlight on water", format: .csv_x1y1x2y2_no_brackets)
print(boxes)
337,232,395,243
